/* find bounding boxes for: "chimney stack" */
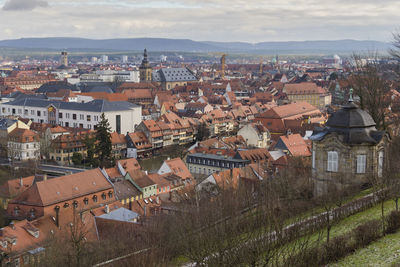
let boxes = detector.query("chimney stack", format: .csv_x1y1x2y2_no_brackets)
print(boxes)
105,205,110,214
19,177,23,187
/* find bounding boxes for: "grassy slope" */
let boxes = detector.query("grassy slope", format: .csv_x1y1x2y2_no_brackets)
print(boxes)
332,230,400,267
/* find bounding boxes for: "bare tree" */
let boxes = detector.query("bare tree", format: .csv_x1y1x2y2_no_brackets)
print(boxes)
348,53,391,130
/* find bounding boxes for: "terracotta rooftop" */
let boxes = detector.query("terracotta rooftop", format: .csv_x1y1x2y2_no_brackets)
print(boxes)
10,168,112,207
279,134,311,157
0,176,35,198
164,158,193,180
110,131,126,145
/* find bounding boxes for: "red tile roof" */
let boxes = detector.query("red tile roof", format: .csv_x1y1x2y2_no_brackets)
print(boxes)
10,168,113,207
279,134,311,157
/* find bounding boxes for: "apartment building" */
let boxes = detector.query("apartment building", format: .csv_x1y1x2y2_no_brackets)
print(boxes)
0,98,142,134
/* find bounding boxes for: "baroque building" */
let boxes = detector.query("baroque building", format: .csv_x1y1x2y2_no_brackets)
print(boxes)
310,96,389,195
139,49,152,82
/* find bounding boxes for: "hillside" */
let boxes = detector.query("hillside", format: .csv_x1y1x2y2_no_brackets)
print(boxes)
0,37,391,54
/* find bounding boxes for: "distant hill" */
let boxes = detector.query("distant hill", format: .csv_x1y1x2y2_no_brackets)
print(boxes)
0,37,391,54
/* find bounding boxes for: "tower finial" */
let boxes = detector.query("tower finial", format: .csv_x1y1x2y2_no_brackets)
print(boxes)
349,88,354,103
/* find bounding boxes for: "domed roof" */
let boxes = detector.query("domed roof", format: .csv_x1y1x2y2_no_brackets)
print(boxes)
310,100,385,145
326,102,376,129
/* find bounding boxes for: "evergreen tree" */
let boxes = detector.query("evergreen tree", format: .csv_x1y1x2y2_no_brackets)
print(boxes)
95,113,113,168
196,123,210,141
84,135,97,167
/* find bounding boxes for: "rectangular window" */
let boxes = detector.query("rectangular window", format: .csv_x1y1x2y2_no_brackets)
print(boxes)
80,114,84,120
73,114,77,120
378,151,384,177
312,149,316,169
356,155,366,174
116,115,121,134
31,110,34,115
37,110,41,116
66,113,70,119
327,151,338,172
87,115,91,121
59,112,63,118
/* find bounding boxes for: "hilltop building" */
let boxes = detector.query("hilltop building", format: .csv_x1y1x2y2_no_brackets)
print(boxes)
310,96,389,195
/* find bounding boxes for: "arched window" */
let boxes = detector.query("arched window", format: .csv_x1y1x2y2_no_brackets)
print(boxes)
102,193,107,200
83,198,89,205
327,151,338,172
93,195,98,203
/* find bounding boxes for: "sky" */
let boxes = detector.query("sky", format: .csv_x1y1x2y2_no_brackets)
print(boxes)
0,0,399,42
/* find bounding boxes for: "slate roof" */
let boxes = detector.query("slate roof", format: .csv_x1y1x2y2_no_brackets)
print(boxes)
97,207,139,222
311,101,385,144
0,118,17,130
37,81,77,93
4,98,139,112
152,68,197,82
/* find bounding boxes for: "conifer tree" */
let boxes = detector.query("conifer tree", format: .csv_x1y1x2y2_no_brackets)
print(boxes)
95,113,112,168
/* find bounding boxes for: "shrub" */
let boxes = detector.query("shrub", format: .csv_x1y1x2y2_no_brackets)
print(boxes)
386,210,400,234
353,219,381,247
323,235,352,263
283,246,323,267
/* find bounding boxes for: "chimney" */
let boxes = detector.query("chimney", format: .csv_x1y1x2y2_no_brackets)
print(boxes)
105,205,110,214
43,174,47,181
19,177,23,187
143,205,147,216
55,206,60,227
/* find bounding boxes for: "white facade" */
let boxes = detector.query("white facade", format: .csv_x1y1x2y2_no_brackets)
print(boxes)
79,70,139,83
0,100,142,134
157,162,172,176
8,141,40,160
237,124,270,148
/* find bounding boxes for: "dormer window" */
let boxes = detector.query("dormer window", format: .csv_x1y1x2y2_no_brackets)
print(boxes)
108,191,113,198
30,208,35,218
83,198,89,205
93,195,98,203
14,206,20,216
102,193,107,200
72,201,78,208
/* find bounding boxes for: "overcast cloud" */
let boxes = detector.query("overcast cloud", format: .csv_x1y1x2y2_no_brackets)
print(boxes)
2,0,48,11
0,0,399,42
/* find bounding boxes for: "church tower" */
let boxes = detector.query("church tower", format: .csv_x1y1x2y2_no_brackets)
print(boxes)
139,49,152,82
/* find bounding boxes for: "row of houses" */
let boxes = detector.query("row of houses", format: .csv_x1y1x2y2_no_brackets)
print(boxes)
0,156,193,265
